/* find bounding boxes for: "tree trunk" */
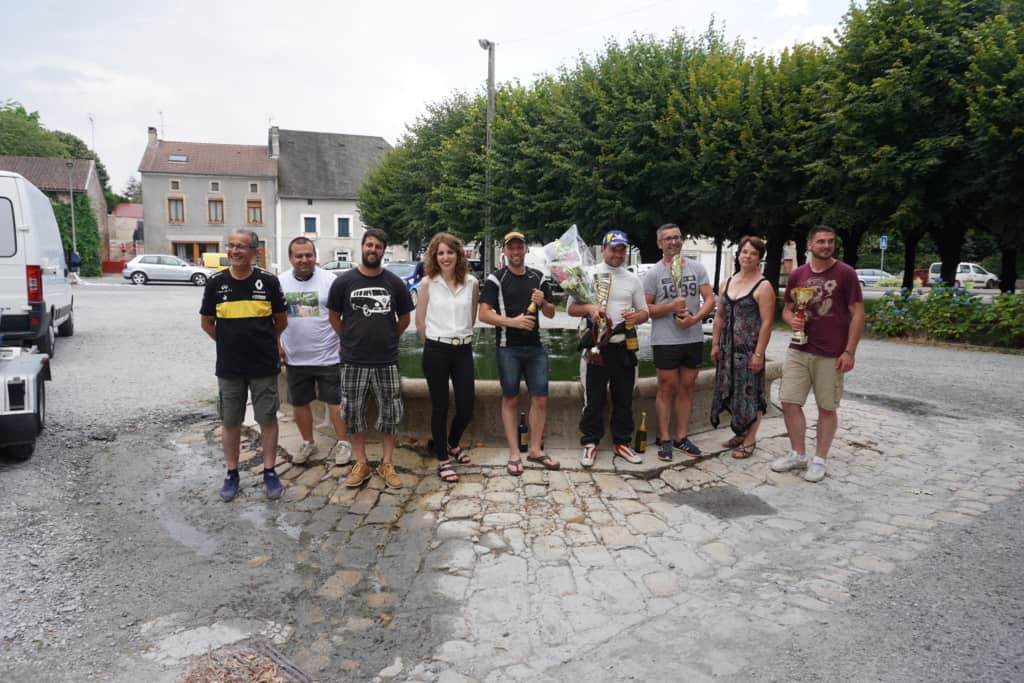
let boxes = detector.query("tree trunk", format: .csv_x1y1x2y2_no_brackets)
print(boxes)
1000,247,1017,294
900,228,923,289
764,226,786,292
713,236,724,294
836,226,864,267
931,222,967,286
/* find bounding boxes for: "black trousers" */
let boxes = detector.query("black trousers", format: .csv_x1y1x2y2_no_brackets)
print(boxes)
422,340,475,461
580,343,637,446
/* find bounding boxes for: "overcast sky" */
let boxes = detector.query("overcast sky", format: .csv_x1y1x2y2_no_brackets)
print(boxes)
2,0,852,193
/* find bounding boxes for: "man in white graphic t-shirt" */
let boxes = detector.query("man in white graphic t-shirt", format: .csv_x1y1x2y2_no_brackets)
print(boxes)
279,237,350,466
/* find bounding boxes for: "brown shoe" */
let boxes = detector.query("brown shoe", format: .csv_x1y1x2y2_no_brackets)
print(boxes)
377,462,402,489
344,461,373,488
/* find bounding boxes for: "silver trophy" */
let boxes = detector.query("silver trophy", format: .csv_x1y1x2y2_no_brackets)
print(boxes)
591,272,612,355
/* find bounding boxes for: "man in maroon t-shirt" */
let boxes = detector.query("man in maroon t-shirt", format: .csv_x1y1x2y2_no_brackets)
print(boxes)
771,225,864,483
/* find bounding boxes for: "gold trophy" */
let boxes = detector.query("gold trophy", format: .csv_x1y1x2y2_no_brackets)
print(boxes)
670,253,689,317
591,272,612,354
790,287,816,345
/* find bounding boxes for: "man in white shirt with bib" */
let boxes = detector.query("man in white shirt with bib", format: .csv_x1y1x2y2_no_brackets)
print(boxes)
278,237,351,466
568,230,650,467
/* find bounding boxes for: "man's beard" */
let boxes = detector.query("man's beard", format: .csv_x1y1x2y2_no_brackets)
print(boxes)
363,252,381,268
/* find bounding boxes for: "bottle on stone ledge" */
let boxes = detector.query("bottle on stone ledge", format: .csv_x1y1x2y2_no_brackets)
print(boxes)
634,411,647,453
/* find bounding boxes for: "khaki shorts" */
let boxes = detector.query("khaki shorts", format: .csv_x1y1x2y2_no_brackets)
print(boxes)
779,348,844,411
218,375,279,427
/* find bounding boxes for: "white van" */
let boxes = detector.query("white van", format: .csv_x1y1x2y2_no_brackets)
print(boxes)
0,171,74,356
928,262,1000,288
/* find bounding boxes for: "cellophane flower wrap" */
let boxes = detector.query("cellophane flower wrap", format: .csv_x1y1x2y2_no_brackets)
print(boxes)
544,225,596,304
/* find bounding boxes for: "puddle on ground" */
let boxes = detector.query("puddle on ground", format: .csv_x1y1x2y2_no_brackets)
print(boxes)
844,391,958,418
158,512,219,557
663,484,776,519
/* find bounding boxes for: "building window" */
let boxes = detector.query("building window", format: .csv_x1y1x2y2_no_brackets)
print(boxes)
170,179,180,191
302,215,319,235
208,199,224,224
336,216,351,237
168,197,185,224
307,199,313,206
249,182,259,193
210,181,220,192
246,200,263,225
334,250,351,262
168,154,188,163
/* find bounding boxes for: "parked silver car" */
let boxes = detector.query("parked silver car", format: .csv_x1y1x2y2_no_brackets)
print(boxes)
321,260,355,276
854,268,893,287
122,255,212,286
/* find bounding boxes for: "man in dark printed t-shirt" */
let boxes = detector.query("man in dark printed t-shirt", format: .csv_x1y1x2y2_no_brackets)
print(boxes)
327,228,414,490
200,229,288,502
771,225,864,484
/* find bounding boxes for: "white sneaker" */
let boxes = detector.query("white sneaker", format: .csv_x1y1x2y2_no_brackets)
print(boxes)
770,451,808,472
330,440,352,466
614,443,643,464
803,457,827,483
293,441,317,465
581,444,597,468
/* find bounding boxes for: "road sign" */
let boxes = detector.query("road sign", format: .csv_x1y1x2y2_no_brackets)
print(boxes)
880,235,888,250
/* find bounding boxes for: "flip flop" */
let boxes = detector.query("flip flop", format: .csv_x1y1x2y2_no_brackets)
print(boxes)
448,446,472,464
527,453,561,470
731,442,756,459
723,434,745,448
437,462,460,483
506,458,524,476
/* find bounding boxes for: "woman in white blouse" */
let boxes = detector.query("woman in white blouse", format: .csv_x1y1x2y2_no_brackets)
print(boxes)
415,232,480,483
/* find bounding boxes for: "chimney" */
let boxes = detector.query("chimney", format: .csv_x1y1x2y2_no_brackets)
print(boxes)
269,126,280,158
147,126,158,148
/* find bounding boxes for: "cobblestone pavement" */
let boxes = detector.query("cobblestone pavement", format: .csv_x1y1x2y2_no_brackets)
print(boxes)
218,379,1023,682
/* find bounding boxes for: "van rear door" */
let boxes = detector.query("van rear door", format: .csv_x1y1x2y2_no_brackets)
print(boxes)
0,178,26,332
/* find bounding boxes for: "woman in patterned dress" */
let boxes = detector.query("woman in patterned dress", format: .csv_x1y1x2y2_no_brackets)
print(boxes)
710,236,775,459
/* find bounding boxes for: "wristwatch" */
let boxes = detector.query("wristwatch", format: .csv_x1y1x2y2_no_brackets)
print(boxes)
752,351,763,359
842,350,855,357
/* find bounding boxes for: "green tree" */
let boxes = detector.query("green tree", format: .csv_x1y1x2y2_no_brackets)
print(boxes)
963,12,1024,291
0,101,66,157
50,194,101,277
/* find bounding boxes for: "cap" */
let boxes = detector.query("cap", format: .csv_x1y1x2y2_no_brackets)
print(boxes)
602,230,629,247
503,230,526,245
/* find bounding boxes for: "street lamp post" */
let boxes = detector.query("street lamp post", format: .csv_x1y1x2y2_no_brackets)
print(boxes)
478,38,496,274
65,160,77,252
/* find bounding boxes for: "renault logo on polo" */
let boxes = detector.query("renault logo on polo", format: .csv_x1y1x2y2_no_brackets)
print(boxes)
255,280,264,290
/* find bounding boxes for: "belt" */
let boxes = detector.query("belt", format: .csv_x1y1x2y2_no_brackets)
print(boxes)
428,335,474,346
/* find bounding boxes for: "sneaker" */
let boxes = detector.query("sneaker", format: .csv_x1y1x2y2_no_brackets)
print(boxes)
330,440,352,466
377,462,403,489
581,444,597,468
770,451,808,472
293,441,318,465
263,470,284,500
614,443,643,464
219,472,240,502
803,457,827,483
345,460,373,488
673,437,702,457
658,440,673,462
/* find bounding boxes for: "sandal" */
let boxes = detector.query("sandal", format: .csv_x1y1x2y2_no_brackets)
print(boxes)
448,445,471,464
437,461,460,483
731,442,756,459
506,458,524,476
723,434,746,449
526,453,560,471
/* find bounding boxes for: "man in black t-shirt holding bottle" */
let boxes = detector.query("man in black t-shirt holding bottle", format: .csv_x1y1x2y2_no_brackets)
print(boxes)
479,231,560,475
200,229,288,502
327,228,414,490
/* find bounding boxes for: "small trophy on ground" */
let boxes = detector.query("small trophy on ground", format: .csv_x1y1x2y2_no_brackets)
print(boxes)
670,254,689,318
790,287,816,345
591,272,613,355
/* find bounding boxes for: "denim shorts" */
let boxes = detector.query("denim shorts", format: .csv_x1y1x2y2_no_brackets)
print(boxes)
496,345,549,398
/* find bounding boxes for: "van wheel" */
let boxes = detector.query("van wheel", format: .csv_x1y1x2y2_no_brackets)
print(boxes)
58,308,75,337
192,273,208,287
1,442,35,461
37,321,55,358
986,279,997,289
131,271,148,285
955,280,962,288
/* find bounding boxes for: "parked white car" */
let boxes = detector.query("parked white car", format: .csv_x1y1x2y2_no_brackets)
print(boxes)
928,262,1000,288
122,255,212,286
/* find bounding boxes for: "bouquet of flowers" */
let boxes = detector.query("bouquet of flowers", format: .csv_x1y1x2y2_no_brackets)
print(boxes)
544,225,596,303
